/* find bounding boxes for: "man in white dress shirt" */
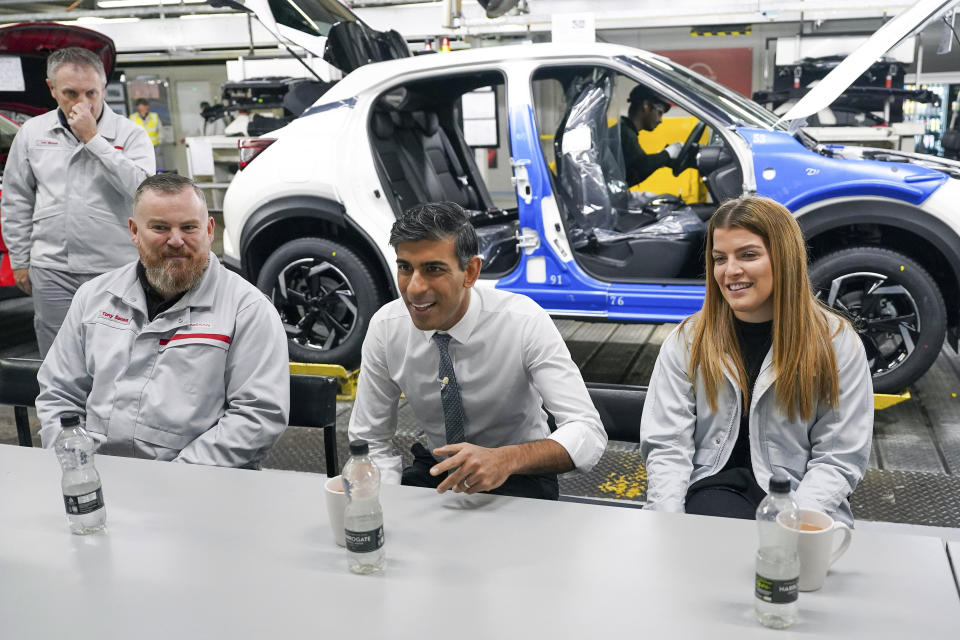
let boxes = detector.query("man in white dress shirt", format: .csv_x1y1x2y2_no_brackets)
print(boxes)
348,202,607,499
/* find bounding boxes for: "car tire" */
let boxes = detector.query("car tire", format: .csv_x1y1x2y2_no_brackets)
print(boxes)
809,247,946,394
256,238,383,368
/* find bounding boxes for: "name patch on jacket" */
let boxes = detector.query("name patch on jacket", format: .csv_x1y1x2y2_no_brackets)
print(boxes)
100,310,131,324
35,138,60,147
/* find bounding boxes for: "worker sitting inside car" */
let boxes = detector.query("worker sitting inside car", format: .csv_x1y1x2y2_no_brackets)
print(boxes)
619,84,682,187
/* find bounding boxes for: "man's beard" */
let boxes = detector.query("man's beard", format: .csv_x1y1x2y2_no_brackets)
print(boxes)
141,249,209,298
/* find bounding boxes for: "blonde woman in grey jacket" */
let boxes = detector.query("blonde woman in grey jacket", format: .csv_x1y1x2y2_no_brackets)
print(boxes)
640,196,873,526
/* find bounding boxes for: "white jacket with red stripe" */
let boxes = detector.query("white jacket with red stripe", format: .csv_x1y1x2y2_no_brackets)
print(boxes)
37,254,290,468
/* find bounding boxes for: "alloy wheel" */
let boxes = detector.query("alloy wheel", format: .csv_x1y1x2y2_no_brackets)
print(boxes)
819,271,920,377
271,258,359,352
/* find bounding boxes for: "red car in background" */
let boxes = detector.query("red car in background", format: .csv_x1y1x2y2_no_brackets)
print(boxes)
0,22,117,299
0,111,21,297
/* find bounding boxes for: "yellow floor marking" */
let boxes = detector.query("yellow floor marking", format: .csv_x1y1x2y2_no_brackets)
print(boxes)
597,463,647,500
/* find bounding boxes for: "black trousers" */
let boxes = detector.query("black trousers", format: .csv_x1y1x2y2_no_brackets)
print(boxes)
685,467,766,520
401,442,559,500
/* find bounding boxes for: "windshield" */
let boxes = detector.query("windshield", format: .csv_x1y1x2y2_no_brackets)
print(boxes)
267,0,357,37
619,55,787,132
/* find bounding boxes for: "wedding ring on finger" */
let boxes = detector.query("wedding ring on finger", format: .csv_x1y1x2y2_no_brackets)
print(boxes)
462,478,472,490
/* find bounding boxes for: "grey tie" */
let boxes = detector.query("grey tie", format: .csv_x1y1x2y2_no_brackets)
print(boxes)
433,333,466,444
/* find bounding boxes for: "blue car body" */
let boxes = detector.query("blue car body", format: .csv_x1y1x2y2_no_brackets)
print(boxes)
502,108,950,323
223,40,960,391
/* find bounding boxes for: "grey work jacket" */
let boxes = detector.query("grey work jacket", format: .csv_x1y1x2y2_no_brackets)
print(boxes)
0,105,155,273
640,315,873,526
37,254,290,468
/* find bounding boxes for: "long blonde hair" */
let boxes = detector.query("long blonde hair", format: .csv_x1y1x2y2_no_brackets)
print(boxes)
683,196,841,422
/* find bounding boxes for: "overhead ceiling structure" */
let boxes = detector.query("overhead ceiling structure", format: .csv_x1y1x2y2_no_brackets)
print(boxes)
0,0,935,26
0,0,945,61
0,0,240,21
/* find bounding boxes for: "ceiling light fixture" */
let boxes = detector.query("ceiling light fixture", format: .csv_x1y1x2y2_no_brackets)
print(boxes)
73,16,142,23
97,0,205,8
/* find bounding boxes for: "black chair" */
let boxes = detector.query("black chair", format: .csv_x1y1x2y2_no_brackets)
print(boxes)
289,373,340,472
0,358,340,472
585,381,647,444
546,381,646,443
557,382,648,509
0,358,42,447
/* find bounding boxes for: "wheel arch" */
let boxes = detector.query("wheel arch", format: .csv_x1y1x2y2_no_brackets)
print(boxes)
796,199,960,348
239,196,398,299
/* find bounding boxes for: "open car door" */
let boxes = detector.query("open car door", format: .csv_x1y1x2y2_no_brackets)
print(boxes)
219,0,410,74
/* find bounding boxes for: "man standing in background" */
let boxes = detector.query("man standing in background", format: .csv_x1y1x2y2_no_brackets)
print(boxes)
0,47,155,356
129,97,161,166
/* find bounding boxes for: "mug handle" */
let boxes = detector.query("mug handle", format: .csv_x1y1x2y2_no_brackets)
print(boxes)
829,522,852,566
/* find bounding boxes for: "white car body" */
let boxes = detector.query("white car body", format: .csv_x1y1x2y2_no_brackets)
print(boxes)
221,3,960,395
223,42,651,274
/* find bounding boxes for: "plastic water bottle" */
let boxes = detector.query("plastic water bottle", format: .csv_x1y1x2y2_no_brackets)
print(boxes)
342,439,385,574
53,414,106,535
754,474,800,629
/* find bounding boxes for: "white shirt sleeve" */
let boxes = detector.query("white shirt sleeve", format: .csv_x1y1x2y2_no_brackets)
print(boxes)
523,310,607,473
347,315,404,484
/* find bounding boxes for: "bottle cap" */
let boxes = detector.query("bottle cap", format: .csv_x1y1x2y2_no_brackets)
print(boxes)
768,474,791,494
349,439,369,456
59,414,80,428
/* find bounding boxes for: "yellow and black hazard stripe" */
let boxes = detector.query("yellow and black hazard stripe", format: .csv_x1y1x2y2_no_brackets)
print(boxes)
690,24,752,37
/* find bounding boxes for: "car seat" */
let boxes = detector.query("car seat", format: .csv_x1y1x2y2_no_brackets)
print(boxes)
552,76,705,281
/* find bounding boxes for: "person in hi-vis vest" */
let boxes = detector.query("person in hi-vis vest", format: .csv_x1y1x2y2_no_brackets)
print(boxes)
129,98,160,167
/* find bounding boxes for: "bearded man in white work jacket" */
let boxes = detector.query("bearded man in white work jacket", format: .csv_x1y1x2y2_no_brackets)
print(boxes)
0,46,155,357
35,174,290,468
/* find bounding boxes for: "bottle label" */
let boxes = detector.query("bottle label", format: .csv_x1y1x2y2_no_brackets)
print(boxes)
63,488,104,515
755,573,798,604
345,526,384,553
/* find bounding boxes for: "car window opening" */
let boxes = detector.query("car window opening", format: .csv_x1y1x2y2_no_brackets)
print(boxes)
368,70,520,279
532,65,745,284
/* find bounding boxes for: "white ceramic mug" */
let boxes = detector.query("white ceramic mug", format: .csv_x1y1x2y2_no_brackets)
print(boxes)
323,475,347,547
777,508,852,591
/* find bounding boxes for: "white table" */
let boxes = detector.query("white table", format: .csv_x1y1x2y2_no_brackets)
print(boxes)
949,541,960,597
1,445,957,638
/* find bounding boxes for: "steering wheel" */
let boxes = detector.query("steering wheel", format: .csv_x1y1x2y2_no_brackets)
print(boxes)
672,121,706,177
